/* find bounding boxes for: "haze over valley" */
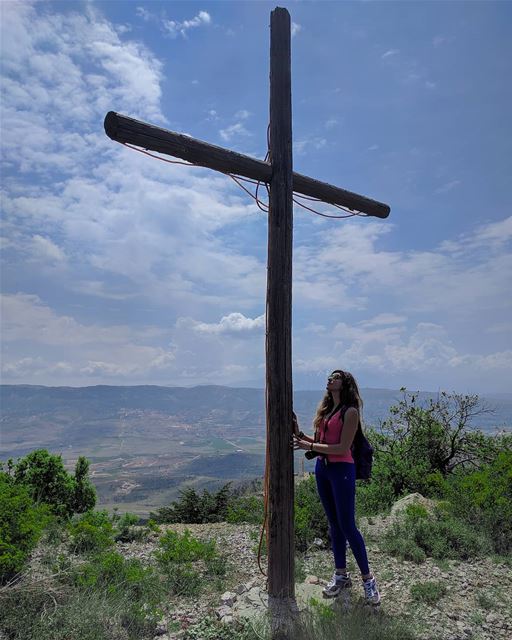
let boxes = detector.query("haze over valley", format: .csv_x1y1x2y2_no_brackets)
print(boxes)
1,384,510,516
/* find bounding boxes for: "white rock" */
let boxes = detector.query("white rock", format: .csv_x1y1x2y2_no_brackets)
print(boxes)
216,605,232,620
221,591,237,606
313,537,325,548
390,493,436,518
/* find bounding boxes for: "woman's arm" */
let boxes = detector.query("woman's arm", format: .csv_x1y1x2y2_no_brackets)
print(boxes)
293,407,358,454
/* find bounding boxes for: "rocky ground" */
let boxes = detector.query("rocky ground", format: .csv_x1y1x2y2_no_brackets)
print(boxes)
16,494,512,640
124,518,510,639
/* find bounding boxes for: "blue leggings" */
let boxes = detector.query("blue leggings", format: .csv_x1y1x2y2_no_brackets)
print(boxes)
315,458,370,575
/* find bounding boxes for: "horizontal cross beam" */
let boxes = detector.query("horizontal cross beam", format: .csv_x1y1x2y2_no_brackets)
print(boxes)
104,111,390,219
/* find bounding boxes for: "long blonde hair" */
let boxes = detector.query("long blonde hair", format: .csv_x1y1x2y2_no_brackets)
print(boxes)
313,369,363,435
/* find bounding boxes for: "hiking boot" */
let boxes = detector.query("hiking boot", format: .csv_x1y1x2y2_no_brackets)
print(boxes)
362,575,380,605
322,572,352,598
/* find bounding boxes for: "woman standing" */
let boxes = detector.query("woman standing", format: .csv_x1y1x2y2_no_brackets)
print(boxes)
292,369,380,604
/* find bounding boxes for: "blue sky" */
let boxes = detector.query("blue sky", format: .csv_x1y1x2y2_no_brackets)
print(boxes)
1,1,511,393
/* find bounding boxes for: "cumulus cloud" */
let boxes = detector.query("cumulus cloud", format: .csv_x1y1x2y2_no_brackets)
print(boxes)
30,235,66,263
0,293,176,382
219,122,252,142
294,319,512,383
163,10,211,38
179,312,265,335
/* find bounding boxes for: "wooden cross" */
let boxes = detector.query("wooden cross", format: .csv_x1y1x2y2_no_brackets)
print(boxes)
104,6,389,625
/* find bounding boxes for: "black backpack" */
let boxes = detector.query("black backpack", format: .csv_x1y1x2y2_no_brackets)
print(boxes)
349,415,373,480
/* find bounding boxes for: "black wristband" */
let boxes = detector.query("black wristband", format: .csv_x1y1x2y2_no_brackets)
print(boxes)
310,442,314,451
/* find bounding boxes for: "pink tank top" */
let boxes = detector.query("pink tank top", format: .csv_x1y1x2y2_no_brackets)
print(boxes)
318,407,355,463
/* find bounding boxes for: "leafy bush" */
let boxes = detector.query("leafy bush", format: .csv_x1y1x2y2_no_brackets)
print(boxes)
69,550,163,607
153,529,219,597
0,553,165,640
6,449,96,518
154,529,216,566
445,450,512,554
355,454,400,516
68,510,115,554
382,503,491,563
165,562,202,596
226,495,264,524
184,616,260,640
410,580,447,604
151,483,233,524
0,472,50,583
295,475,329,551
110,510,151,543
204,554,227,577
366,391,508,508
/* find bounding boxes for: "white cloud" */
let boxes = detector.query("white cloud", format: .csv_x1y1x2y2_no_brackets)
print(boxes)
434,180,461,194
179,312,265,335
136,7,152,21
291,22,302,38
381,49,399,59
0,293,176,381
360,314,407,328
294,320,512,383
30,235,66,263
163,10,211,39
219,122,252,141
295,137,327,155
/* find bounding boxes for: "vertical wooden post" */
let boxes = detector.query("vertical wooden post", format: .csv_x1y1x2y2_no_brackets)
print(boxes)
267,4,295,617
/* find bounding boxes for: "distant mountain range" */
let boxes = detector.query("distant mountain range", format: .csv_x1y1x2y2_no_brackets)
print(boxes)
1,384,511,516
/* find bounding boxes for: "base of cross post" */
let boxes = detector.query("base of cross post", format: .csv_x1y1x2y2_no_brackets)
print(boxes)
268,595,300,640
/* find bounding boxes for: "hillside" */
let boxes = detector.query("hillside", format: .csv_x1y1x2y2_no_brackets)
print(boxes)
7,497,511,640
1,384,511,516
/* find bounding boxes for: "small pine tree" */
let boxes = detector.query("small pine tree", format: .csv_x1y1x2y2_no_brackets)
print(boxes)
10,449,96,518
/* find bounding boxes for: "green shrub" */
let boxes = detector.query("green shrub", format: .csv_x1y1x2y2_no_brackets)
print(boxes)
151,483,232,524
295,475,329,551
0,473,50,583
9,449,96,518
184,616,259,640
410,580,447,604
226,495,264,524
68,510,115,554
204,554,227,577
446,451,512,554
111,510,150,543
165,562,202,596
69,550,163,606
369,391,507,504
0,572,163,640
154,529,216,566
355,456,397,516
382,503,490,562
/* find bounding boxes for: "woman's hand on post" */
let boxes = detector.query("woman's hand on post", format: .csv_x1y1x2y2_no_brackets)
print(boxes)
292,434,311,451
292,411,299,436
